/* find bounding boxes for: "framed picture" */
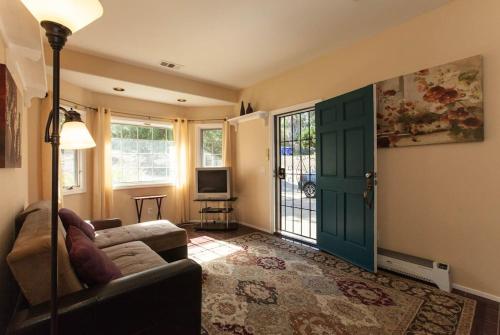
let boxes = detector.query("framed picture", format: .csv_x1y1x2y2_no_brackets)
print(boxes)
376,56,483,148
0,64,21,168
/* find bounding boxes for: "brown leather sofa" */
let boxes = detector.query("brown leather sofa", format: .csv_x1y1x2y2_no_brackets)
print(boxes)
6,201,202,335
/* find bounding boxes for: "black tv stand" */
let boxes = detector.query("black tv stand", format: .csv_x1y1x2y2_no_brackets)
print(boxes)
194,197,238,231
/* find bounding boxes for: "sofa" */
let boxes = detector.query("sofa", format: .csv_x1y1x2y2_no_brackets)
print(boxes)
6,201,202,335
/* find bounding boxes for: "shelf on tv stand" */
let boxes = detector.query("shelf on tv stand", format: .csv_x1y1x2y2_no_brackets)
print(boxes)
195,198,238,231
194,197,238,202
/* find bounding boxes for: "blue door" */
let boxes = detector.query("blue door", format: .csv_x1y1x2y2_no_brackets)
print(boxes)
315,85,376,271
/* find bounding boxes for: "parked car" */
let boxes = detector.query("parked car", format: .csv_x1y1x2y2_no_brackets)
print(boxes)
298,174,316,198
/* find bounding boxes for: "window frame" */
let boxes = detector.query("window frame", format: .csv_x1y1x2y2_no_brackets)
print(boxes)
61,107,87,196
195,123,223,168
111,116,176,190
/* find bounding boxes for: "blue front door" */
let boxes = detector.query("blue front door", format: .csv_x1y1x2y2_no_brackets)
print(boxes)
315,85,376,271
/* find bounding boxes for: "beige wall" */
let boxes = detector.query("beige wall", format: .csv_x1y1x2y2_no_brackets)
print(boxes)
0,37,33,331
29,79,235,225
235,0,500,297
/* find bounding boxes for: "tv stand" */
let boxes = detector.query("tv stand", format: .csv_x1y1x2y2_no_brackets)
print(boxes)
194,197,238,231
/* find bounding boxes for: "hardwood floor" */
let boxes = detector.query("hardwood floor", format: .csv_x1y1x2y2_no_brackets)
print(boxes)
181,223,500,335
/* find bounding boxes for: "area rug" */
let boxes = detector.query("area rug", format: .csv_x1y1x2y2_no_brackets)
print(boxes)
199,233,475,335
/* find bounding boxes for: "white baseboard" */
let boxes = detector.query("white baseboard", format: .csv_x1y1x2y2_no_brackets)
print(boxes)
452,283,500,302
238,221,274,234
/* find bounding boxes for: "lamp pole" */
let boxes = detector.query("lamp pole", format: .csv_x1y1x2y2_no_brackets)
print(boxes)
41,20,72,335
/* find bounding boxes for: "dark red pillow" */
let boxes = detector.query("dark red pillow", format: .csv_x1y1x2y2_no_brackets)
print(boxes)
66,226,122,286
59,208,95,240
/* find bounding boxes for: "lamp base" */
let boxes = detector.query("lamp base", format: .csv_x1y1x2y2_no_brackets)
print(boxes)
41,21,72,51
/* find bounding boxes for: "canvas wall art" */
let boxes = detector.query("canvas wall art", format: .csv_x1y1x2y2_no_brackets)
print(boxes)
0,64,21,168
376,56,483,148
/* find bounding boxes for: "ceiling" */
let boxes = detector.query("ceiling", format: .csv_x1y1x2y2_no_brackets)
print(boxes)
65,0,450,90
60,68,234,106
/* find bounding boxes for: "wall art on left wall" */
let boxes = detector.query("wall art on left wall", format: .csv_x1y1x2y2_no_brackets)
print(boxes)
0,64,20,168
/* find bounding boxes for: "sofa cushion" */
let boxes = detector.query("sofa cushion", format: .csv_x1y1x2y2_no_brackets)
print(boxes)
7,206,83,306
59,208,95,240
94,220,187,253
102,241,167,276
67,226,122,286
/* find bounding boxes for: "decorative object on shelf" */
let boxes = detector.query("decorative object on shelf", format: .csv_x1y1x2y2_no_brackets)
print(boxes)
245,102,254,114
240,101,245,116
20,0,103,334
0,64,20,168
376,55,483,148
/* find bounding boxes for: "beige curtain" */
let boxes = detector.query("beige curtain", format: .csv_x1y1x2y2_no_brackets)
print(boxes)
173,118,191,224
222,121,232,167
40,92,63,206
92,107,113,219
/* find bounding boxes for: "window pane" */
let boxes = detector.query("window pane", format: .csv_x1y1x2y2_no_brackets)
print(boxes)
111,124,122,138
122,125,137,139
138,139,152,153
138,127,152,140
201,128,223,168
153,128,166,140
62,149,78,188
139,168,153,181
153,140,166,153
122,139,138,153
111,121,175,186
139,154,153,167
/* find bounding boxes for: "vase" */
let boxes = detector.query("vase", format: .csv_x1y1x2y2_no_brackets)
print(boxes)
240,101,245,116
246,103,254,114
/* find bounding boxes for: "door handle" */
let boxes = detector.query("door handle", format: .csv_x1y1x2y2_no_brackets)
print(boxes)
363,171,374,209
278,168,286,179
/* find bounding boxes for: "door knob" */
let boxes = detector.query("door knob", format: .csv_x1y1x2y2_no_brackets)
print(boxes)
278,168,286,179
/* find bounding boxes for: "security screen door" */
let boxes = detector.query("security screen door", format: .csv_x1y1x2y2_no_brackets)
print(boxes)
275,107,317,243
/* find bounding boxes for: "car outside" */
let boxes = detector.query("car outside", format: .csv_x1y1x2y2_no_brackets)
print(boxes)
298,174,316,198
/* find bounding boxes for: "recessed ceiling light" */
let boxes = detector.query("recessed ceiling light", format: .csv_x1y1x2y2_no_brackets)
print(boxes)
177,99,187,102
113,87,125,92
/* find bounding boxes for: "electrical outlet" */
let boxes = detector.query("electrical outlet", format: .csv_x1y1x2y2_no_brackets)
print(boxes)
147,208,153,215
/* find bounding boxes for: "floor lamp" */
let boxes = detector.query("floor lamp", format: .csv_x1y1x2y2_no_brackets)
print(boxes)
19,1,103,334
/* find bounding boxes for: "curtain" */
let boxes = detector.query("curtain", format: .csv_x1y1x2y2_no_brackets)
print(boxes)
92,107,113,219
173,118,190,224
222,121,232,167
40,92,64,206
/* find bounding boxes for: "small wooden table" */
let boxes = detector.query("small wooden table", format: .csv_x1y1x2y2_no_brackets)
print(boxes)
132,194,166,222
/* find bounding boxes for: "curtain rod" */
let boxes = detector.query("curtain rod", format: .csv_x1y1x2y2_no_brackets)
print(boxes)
111,109,227,122
60,98,98,111
58,98,228,122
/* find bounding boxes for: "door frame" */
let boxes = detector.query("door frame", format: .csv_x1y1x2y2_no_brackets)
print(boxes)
372,85,378,271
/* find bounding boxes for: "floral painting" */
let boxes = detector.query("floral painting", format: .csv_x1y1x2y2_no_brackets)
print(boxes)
0,64,21,168
376,56,483,148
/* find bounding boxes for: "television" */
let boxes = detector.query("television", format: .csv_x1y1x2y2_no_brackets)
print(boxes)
195,167,231,199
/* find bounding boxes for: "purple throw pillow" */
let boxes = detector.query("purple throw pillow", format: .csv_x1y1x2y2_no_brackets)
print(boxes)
59,208,95,240
66,226,122,286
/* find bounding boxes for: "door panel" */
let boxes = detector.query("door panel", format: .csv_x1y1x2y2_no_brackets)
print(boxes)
316,85,375,271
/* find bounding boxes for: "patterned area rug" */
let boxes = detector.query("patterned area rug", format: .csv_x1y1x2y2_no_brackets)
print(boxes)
198,233,475,335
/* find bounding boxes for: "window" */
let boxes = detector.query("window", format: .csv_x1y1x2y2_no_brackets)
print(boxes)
197,124,223,167
111,119,175,188
61,108,86,194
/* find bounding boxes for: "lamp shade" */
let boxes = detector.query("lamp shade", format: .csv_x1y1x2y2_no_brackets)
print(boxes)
60,121,96,149
20,0,103,33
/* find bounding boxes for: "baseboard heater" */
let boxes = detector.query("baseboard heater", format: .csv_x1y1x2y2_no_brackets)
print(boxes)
377,248,451,292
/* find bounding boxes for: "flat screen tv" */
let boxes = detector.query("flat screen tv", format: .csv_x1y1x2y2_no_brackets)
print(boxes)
195,167,231,199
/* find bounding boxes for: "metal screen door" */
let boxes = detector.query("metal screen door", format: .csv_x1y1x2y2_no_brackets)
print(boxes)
275,107,317,243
